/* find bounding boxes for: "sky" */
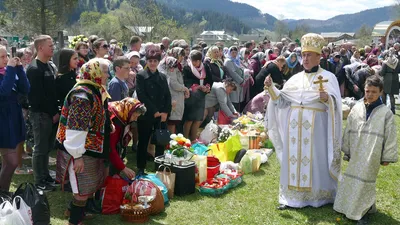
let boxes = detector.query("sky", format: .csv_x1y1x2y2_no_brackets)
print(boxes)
231,0,396,20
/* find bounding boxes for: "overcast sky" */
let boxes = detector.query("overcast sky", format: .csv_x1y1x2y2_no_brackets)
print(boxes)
231,0,396,20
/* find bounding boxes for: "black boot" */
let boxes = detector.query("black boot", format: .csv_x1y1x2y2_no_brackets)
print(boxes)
68,199,85,225
85,197,102,214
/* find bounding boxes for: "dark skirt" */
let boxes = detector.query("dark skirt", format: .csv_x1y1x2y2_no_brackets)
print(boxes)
0,101,25,149
183,90,206,121
56,150,105,196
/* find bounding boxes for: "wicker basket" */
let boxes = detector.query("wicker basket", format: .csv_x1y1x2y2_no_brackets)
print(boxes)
149,185,165,215
120,204,152,223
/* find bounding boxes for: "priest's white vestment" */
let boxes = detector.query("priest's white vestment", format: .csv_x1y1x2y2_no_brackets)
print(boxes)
266,67,342,208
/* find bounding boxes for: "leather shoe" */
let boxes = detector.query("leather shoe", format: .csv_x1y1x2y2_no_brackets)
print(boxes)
277,204,289,210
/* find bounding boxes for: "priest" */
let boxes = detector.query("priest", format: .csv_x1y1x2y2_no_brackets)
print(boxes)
333,75,398,225
265,33,342,209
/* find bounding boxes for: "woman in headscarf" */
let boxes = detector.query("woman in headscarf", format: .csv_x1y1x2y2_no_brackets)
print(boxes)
158,47,189,134
136,45,171,174
56,58,112,225
204,46,227,83
108,97,147,179
249,52,266,79
380,48,400,114
183,50,212,141
224,46,245,111
284,52,303,80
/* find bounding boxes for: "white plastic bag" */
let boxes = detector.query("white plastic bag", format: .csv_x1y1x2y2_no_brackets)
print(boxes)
13,196,33,225
199,120,219,145
0,200,26,225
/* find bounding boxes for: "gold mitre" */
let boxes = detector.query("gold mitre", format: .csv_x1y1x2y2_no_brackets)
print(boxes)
301,33,325,54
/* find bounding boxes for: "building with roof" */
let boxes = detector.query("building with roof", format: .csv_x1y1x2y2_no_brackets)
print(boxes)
320,32,356,43
198,30,239,45
372,20,400,49
238,29,275,43
124,26,154,37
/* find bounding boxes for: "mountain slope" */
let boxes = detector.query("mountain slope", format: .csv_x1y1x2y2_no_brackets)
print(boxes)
286,6,395,32
155,0,278,30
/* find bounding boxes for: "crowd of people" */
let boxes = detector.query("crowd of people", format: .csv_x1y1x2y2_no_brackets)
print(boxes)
0,32,398,225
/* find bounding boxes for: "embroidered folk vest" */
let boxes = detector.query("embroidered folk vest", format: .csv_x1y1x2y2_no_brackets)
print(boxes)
57,84,108,158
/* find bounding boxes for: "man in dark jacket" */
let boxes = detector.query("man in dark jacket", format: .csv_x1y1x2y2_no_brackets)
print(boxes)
27,35,58,192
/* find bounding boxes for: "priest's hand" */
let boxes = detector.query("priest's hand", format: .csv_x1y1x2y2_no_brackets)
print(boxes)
320,91,329,102
382,162,390,166
264,75,273,87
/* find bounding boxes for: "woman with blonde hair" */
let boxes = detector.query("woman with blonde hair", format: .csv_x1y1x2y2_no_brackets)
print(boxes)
255,56,286,94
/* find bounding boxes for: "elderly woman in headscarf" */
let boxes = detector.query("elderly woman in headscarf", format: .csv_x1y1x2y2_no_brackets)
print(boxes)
158,47,189,134
284,52,303,80
224,46,246,111
108,98,146,179
249,52,266,80
380,48,400,114
204,46,227,83
136,45,171,174
56,58,112,225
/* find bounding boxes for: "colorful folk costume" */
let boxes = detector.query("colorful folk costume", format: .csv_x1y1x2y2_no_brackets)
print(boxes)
56,60,111,225
266,33,342,208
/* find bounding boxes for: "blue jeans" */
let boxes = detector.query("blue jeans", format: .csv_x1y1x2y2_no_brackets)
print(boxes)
30,112,58,184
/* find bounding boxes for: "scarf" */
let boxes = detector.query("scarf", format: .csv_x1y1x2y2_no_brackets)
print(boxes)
0,67,5,75
228,47,241,67
187,59,206,80
286,52,298,69
206,48,223,67
384,52,399,70
76,60,111,103
109,98,144,146
251,52,266,62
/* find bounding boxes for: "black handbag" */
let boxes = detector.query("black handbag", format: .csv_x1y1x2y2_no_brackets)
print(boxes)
151,122,171,146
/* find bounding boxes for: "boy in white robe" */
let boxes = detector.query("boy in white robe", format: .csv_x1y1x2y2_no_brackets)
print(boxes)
333,75,398,225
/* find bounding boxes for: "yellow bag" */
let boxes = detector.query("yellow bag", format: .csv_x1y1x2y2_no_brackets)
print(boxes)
208,143,228,162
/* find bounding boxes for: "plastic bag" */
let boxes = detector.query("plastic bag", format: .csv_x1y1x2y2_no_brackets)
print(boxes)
101,175,129,214
12,196,32,225
0,201,26,225
191,143,208,156
208,143,228,162
199,120,219,145
224,133,243,162
140,174,169,204
217,110,231,125
12,183,50,225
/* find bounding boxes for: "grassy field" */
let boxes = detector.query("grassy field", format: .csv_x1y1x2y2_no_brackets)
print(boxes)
10,116,400,225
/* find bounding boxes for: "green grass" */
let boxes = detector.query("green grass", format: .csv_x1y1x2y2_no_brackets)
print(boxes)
10,116,400,225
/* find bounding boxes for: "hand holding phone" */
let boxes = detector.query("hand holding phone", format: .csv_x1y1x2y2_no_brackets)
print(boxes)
11,47,16,58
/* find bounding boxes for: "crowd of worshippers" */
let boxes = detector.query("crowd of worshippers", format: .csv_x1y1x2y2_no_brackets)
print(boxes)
0,33,398,225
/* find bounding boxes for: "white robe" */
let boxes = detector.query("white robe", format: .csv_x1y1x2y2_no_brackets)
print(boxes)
266,67,342,208
333,100,398,220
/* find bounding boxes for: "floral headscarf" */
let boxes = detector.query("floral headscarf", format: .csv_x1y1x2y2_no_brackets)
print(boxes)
108,98,146,146
76,60,111,103
168,47,184,59
227,46,241,67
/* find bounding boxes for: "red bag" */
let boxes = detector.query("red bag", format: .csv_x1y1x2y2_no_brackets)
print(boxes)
101,175,129,214
217,110,231,125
